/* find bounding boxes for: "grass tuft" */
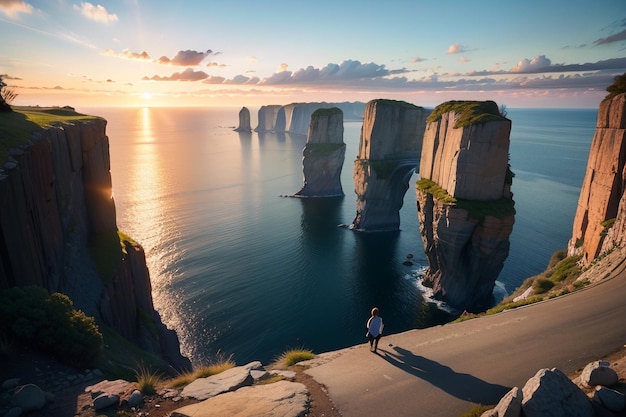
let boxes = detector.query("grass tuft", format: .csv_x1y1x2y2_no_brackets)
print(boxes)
168,353,235,388
276,348,315,367
134,364,161,395
458,403,494,417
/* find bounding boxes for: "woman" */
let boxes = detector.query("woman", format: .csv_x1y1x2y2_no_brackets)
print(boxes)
366,307,384,353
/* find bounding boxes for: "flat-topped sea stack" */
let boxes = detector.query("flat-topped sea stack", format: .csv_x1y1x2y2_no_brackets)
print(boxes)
350,99,429,231
417,100,515,311
568,89,626,265
254,102,365,134
234,106,252,132
255,105,282,133
295,107,346,197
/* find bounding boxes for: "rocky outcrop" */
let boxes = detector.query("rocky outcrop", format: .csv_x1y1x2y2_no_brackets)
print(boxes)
255,102,365,135
234,106,252,132
0,115,190,372
417,100,514,311
295,107,345,197
350,99,429,231
568,93,626,265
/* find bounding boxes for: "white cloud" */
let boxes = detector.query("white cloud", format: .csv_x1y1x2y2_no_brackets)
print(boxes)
510,55,551,73
447,43,465,54
74,2,118,24
101,48,150,60
0,0,33,18
158,50,213,66
144,68,209,81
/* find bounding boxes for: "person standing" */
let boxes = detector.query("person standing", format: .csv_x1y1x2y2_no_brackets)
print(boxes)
366,307,384,353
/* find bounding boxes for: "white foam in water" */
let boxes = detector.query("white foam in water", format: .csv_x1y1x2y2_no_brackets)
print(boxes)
404,265,457,314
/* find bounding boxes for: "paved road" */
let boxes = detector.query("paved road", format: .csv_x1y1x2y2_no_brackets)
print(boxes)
305,260,626,417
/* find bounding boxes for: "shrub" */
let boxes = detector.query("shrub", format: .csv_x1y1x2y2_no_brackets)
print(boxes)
532,278,555,294
168,354,235,388
0,286,103,366
605,72,626,100
277,348,315,366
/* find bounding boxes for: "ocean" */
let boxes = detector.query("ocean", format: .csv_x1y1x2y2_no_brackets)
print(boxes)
81,106,596,366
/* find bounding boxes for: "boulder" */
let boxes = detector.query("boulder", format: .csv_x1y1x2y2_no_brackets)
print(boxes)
593,386,626,412
172,380,308,417
180,362,261,400
2,379,19,390
93,393,119,411
11,384,46,412
4,407,22,417
482,386,521,417
522,368,593,417
580,360,619,387
127,389,143,407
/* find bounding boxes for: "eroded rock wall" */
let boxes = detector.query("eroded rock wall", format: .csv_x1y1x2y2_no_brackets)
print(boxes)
234,106,252,132
417,101,514,311
568,93,626,264
351,99,429,231
295,108,346,197
0,118,190,371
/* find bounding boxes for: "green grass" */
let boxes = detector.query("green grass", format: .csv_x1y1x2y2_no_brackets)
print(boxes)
416,178,456,204
312,107,342,117
0,106,100,164
371,98,423,110
426,100,506,128
134,364,161,395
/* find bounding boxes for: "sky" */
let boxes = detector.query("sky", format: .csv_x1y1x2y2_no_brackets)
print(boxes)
1,0,625,109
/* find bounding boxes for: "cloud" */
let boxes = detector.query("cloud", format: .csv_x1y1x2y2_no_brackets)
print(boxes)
458,57,471,63
143,67,209,81
510,55,552,73
447,43,465,54
206,62,227,68
411,57,426,63
101,48,150,60
74,2,118,24
157,50,213,66
0,73,22,80
0,0,33,18
594,29,626,46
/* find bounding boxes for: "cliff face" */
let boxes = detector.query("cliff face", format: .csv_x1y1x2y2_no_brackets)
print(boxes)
568,93,626,264
255,105,282,133
417,101,514,311
295,108,346,197
351,99,429,231
234,106,252,132
0,116,190,371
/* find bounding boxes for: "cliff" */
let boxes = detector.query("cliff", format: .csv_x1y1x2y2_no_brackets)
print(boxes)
568,93,626,265
417,101,515,311
351,99,429,231
255,102,365,135
295,107,346,197
0,108,190,372
234,106,252,132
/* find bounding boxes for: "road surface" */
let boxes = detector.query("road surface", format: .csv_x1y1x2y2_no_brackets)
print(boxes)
305,260,626,417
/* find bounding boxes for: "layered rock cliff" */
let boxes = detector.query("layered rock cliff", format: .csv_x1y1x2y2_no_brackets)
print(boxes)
234,106,252,132
351,99,429,231
255,102,365,134
0,111,190,371
417,100,515,311
295,107,346,197
568,92,626,265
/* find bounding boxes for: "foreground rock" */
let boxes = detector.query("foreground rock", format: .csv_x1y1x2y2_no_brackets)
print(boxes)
417,100,514,311
172,380,308,417
295,107,346,197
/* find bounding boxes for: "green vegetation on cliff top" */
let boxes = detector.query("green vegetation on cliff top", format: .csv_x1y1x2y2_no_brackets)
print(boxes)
426,100,506,128
0,106,100,165
605,72,626,100
371,98,423,110
416,178,515,219
312,107,343,117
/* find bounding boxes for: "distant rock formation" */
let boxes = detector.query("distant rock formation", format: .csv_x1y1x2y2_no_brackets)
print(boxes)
0,116,190,372
254,102,365,134
234,106,252,132
350,99,429,231
568,92,626,265
417,100,514,311
295,107,346,197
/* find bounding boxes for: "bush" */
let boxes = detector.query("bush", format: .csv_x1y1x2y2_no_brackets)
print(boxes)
0,286,103,366
135,364,161,395
532,278,555,294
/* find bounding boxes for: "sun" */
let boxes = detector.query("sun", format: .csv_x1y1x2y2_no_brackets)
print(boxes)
142,92,153,100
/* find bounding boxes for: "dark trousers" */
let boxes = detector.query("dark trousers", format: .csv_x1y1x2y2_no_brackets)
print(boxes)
368,333,381,351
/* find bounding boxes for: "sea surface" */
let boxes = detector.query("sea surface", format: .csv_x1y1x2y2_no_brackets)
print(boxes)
81,106,596,366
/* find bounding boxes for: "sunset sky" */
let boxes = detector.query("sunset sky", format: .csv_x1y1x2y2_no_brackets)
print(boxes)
1,0,625,109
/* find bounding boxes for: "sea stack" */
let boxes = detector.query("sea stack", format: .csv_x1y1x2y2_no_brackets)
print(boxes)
416,100,515,311
568,87,626,265
234,106,252,132
295,107,346,197
351,99,429,231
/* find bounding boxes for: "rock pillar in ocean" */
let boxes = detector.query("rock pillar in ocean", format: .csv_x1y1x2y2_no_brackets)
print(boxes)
416,100,515,311
568,90,626,265
295,107,346,197
351,99,429,231
234,106,252,132
255,105,282,132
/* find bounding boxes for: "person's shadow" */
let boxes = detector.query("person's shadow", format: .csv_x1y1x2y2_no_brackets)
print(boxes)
380,346,511,405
